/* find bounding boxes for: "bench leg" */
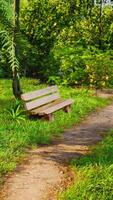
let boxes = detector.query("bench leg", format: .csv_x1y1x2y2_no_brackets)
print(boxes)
63,105,71,113
44,114,54,121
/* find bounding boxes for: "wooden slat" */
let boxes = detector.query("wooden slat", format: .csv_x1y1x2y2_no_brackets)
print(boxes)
25,93,60,111
21,85,58,101
39,99,73,115
30,98,64,115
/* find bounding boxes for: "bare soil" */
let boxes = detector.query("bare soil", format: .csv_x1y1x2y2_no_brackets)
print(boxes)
1,93,113,200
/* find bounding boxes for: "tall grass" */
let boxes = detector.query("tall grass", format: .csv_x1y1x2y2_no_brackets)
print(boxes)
60,132,113,200
0,78,109,178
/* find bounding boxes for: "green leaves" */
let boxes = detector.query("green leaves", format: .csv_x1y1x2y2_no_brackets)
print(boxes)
1,0,113,88
0,30,19,73
0,0,13,28
82,48,113,88
5,100,25,123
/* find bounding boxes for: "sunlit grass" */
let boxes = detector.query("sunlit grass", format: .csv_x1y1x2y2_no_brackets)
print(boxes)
60,132,113,200
0,78,109,179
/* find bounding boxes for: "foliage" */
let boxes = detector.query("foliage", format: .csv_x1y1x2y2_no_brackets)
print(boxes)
48,44,87,86
83,48,113,88
6,100,25,122
18,0,113,88
0,30,19,74
0,0,13,77
0,0,13,27
60,132,113,200
1,0,113,86
0,0,20,79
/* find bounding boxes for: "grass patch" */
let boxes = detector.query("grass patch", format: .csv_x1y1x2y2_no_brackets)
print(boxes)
60,132,113,200
0,78,109,179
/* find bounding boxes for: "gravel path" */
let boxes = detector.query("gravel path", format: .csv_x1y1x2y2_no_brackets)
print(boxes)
1,100,113,200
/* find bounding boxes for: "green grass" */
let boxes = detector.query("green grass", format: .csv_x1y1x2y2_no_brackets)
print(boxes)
0,78,109,180
60,132,113,200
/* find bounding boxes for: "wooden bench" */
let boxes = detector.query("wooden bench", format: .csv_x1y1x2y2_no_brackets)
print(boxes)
21,85,73,121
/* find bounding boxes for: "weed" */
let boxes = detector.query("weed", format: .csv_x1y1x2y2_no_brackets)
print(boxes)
5,100,25,123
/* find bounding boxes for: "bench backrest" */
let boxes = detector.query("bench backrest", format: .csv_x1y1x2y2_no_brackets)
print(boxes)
21,85,60,111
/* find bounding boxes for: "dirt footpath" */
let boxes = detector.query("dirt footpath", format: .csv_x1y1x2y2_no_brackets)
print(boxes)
1,99,113,200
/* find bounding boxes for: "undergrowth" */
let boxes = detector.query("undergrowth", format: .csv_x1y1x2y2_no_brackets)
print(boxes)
60,131,113,200
0,78,109,179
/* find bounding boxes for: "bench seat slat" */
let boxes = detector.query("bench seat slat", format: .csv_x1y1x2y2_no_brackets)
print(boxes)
30,98,64,115
21,85,58,101
25,93,60,111
38,99,73,115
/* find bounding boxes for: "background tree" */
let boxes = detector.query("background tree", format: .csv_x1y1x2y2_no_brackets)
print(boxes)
1,0,113,89
20,0,113,87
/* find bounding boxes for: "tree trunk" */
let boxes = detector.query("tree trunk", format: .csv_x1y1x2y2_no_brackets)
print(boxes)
12,0,22,99
98,0,103,49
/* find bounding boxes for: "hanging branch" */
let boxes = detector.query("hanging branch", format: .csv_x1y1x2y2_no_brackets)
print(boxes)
0,0,22,98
